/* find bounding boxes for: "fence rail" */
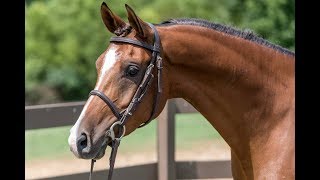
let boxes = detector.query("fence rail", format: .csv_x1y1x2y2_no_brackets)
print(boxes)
25,98,231,180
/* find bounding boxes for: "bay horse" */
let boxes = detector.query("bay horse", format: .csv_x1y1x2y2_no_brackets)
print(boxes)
68,2,295,180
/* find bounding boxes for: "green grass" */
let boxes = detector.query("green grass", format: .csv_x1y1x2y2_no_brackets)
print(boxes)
25,113,222,161
25,126,72,160
175,113,221,148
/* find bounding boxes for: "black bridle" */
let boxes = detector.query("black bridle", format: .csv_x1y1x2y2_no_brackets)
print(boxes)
88,22,162,180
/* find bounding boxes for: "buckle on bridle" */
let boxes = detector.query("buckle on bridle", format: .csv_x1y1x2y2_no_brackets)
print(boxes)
106,121,126,141
157,56,162,69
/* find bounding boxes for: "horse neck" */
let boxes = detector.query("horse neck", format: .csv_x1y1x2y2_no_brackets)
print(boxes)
158,24,294,162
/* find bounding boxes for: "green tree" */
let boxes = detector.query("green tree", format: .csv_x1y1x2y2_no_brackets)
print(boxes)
230,0,295,50
26,0,113,104
25,0,234,105
26,0,294,105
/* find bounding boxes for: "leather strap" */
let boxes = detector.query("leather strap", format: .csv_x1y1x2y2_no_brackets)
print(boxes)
89,159,96,180
138,55,162,127
89,90,121,119
138,22,162,127
88,139,120,180
110,37,160,53
107,139,120,180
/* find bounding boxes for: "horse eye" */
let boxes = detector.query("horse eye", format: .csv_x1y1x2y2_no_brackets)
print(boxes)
126,65,140,77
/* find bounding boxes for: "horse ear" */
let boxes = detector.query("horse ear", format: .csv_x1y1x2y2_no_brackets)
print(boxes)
100,2,127,35
125,4,151,38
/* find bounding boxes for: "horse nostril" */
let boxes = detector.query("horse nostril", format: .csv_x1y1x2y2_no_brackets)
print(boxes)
80,135,87,147
77,133,89,152
76,132,92,158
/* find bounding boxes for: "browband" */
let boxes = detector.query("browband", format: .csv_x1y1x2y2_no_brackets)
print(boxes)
110,37,160,53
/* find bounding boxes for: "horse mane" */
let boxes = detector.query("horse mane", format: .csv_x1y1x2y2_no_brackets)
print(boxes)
157,18,295,56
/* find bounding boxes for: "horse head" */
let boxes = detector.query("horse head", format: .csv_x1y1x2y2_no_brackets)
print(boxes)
68,2,168,160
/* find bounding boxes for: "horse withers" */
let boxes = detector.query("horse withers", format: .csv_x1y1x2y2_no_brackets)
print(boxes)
68,2,295,179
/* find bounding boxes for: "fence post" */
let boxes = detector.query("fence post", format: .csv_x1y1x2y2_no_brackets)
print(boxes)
157,99,176,180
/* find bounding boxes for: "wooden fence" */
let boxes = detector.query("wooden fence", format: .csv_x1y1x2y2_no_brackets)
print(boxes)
25,98,232,180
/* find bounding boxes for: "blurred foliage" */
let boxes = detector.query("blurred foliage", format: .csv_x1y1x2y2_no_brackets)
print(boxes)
25,0,295,105
230,0,295,49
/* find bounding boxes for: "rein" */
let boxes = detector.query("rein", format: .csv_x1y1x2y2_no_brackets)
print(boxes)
88,22,162,180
